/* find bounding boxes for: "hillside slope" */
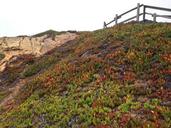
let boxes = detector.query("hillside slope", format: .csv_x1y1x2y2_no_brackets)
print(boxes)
0,23,171,128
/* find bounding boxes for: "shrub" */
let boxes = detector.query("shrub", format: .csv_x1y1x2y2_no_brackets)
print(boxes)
0,53,5,61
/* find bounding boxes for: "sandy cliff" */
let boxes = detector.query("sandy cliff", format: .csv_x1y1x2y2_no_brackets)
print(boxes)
0,32,77,72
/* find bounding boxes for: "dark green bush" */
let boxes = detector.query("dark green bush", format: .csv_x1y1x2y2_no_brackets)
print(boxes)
0,53,5,61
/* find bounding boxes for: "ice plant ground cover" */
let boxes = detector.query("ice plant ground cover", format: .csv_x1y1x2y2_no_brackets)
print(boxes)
0,23,171,128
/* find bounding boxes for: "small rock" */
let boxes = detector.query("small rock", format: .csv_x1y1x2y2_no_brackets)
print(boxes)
137,97,148,103
81,49,93,57
161,101,171,107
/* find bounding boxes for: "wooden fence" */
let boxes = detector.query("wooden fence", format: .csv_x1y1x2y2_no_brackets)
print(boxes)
104,3,171,28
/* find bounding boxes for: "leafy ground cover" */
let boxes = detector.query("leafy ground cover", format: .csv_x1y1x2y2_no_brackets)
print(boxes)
0,23,171,128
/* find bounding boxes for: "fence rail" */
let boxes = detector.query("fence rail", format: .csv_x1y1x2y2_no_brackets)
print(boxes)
104,3,171,28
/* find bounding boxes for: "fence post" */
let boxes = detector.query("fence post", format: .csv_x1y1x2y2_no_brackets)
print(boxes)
103,22,106,28
115,14,118,25
153,13,157,22
143,5,146,22
137,3,140,22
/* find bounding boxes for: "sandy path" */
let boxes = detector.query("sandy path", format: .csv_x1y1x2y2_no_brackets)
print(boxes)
0,79,26,110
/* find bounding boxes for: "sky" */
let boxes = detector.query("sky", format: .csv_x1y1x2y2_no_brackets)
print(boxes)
0,0,171,37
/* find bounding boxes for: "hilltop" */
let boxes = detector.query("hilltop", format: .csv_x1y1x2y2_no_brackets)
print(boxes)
0,23,171,128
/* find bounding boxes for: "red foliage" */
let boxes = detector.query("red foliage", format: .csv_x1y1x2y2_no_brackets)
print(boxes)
123,71,136,81
150,89,171,100
96,75,107,85
161,54,171,63
92,100,101,108
119,114,131,128
154,78,166,86
161,69,171,75
44,76,56,88
107,111,116,119
106,50,122,59
92,100,99,108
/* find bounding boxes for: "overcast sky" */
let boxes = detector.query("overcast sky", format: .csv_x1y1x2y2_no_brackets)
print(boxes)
0,0,171,36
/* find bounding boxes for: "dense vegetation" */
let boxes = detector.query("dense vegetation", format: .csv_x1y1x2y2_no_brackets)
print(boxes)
0,23,171,128
32,29,65,40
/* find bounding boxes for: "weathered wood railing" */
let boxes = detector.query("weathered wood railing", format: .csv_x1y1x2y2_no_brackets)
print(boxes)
104,3,171,28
